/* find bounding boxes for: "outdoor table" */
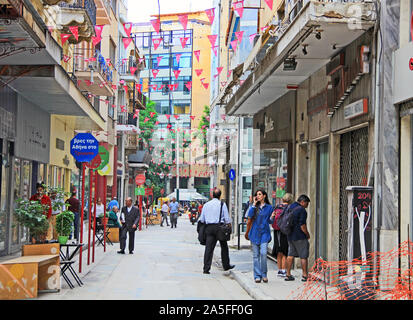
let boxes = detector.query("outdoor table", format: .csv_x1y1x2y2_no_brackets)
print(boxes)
59,243,84,288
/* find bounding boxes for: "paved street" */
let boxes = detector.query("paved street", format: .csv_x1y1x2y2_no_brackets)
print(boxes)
39,216,253,300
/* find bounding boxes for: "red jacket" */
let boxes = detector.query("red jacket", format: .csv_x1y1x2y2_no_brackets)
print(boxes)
30,194,52,219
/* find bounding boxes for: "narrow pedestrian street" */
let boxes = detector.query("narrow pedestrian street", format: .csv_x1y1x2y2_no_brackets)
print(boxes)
39,216,253,300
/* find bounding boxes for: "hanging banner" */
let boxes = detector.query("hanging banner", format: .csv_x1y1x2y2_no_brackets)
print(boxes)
173,69,181,80
207,34,217,47
122,37,132,49
123,22,132,37
69,26,79,41
178,14,188,31
233,1,244,18
180,37,189,49
152,38,162,50
194,50,201,62
235,31,244,44
265,0,273,10
151,18,161,33
60,34,71,45
205,8,215,25
92,36,102,47
95,25,104,38
152,69,160,79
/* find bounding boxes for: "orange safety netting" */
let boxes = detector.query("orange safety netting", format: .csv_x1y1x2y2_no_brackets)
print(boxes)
288,241,413,300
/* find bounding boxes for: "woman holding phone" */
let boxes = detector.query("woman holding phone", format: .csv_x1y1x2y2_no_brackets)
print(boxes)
245,189,275,283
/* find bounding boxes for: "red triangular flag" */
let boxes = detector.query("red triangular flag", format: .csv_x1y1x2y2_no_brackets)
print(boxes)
152,69,159,79
150,112,156,118
231,40,238,54
264,0,273,10
69,26,79,41
133,109,140,119
123,22,132,37
190,115,195,120
122,37,132,49
216,66,223,75
185,81,192,91
157,56,164,65
62,55,71,63
60,34,71,45
227,69,233,78
249,33,257,45
180,37,189,49
168,84,175,91
194,50,201,62
174,115,180,120
95,25,104,38
92,36,102,47
207,34,217,47
151,18,161,33
233,1,244,18
152,38,162,50
212,45,218,56
165,114,171,120
136,84,142,92
195,69,203,77
205,8,215,25
130,66,137,75
202,82,209,90
123,85,128,93
175,53,182,64
178,14,188,31
173,69,181,80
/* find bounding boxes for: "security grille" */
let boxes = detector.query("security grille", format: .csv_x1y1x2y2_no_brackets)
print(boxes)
339,126,369,262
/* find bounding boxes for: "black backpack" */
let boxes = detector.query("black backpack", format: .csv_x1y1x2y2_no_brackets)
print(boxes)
278,204,299,235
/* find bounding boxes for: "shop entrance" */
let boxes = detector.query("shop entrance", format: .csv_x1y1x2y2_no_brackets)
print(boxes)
338,126,370,262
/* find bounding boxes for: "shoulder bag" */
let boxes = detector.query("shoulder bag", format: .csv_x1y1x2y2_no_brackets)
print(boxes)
245,205,258,240
217,201,232,242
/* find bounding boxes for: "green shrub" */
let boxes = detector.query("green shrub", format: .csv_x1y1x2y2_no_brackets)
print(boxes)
56,210,74,237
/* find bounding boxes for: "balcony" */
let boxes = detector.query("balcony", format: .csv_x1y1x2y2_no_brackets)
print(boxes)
119,56,140,83
56,0,96,44
117,112,140,136
74,49,114,96
94,0,110,25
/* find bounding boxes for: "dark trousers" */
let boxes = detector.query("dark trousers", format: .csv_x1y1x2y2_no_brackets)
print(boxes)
70,211,79,240
203,224,230,272
120,226,136,252
170,213,178,228
161,212,169,226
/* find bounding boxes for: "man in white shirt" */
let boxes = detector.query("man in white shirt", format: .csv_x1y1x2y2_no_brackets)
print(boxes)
160,200,170,227
199,188,235,274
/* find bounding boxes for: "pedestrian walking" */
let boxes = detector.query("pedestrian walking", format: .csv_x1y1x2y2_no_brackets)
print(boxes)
118,197,139,254
66,191,80,242
199,188,235,274
284,194,311,282
169,197,180,228
271,193,294,277
245,189,275,283
160,200,170,227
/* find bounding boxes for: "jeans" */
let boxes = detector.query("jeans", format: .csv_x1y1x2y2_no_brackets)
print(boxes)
161,212,169,226
70,211,80,241
170,213,178,228
252,242,268,280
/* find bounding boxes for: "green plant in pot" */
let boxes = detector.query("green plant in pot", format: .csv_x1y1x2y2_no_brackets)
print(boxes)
55,210,74,245
14,199,50,243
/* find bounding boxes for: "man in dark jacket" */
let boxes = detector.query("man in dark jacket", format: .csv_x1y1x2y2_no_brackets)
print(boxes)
118,197,140,254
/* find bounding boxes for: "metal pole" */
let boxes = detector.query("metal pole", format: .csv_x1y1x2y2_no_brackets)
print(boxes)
238,223,241,250
92,171,97,263
139,194,143,231
176,119,180,201
87,168,92,265
103,175,107,252
79,163,86,273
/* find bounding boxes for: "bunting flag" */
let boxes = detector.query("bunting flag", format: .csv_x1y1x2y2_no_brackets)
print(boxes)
195,69,203,77
158,84,164,91
60,34,71,45
233,0,244,18
152,38,162,50
207,34,218,47
194,50,201,62
227,69,233,78
144,117,150,123
133,109,140,119
122,37,132,49
112,84,117,90
150,112,156,118
216,66,223,75
178,14,188,31
173,69,181,80
69,26,79,41
62,55,71,63
174,115,180,120
264,0,274,10
212,45,218,57
136,84,142,92
168,84,175,91
235,31,244,44
120,105,127,112
130,66,137,75
249,33,257,45
123,85,128,93
92,36,102,47
180,37,189,49
150,84,157,91
165,114,171,120
205,8,215,25
139,57,145,64
175,53,182,64
123,22,132,37
95,25,104,38
185,81,192,91
152,69,160,79
156,56,164,65
190,115,196,120
230,39,238,54
151,18,161,33
202,82,209,90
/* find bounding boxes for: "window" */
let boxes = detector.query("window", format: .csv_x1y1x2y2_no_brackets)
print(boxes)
172,99,190,114
162,31,172,48
109,39,116,68
151,54,171,69
108,97,115,119
172,30,192,48
172,52,192,69
154,100,170,115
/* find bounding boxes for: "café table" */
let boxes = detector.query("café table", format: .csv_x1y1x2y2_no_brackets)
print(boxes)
59,243,84,288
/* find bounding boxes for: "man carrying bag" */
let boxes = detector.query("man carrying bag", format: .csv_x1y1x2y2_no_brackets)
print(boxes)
198,188,235,274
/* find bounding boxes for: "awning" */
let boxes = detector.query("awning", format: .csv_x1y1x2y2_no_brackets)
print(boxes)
225,0,376,116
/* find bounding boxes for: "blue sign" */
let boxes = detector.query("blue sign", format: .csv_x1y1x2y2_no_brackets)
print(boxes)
229,169,236,181
70,133,99,163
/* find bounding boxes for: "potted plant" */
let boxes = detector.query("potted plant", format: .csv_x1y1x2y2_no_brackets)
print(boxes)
14,198,50,244
55,210,74,245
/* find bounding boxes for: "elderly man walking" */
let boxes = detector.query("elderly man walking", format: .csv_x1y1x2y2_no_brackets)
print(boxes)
118,197,139,254
169,197,180,229
199,188,235,274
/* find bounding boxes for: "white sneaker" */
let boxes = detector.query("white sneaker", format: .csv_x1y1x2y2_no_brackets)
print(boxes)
277,270,287,277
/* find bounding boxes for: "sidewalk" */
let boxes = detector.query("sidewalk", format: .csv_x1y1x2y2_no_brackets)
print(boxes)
213,237,307,300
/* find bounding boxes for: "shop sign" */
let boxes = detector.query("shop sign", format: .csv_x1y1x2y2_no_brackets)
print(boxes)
135,187,145,196
70,133,99,163
344,98,368,120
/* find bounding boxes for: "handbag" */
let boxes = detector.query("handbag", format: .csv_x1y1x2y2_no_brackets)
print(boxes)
245,206,258,240
217,201,232,242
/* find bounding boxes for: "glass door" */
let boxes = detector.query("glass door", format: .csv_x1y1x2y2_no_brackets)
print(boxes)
316,141,329,260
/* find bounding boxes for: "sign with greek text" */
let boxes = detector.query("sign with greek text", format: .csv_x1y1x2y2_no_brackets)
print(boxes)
70,133,99,163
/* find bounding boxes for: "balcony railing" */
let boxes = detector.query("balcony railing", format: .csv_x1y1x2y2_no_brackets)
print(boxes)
118,112,138,127
119,57,139,77
74,49,113,84
59,0,97,26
